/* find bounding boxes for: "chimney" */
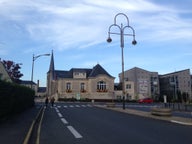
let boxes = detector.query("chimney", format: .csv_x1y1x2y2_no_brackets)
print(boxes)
37,80,39,89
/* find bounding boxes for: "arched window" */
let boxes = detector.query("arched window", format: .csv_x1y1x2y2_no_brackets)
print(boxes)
97,81,107,92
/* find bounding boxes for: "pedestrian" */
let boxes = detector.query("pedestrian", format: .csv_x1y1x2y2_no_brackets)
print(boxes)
51,97,55,107
45,97,49,107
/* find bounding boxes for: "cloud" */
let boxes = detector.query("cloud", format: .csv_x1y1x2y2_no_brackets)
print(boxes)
0,0,192,52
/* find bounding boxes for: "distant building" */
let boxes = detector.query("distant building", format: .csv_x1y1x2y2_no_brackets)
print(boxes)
20,80,36,89
119,67,160,100
36,87,46,97
20,80,46,97
47,51,115,101
159,69,191,102
0,61,12,82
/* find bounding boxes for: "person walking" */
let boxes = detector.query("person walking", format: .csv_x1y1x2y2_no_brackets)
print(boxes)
45,97,49,107
50,97,55,107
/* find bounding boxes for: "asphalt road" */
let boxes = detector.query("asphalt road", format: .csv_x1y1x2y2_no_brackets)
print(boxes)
40,102,192,144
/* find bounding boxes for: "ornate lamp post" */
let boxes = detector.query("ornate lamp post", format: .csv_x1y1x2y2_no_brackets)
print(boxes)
107,13,137,109
31,53,50,89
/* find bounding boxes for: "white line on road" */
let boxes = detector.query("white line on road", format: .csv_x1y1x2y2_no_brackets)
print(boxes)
170,120,192,126
55,109,59,113
61,118,68,124
57,112,63,118
67,126,83,139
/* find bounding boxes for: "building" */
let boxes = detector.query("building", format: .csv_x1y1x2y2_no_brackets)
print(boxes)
0,61,12,82
47,52,115,101
36,87,46,97
20,80,37,89
159,69,191,102
119,67,160,100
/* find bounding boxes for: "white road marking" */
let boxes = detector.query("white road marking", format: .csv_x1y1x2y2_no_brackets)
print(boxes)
57,112,63,118
61,118,68,124
67,126,83,139
87,104,92,107
170,120,192,126
75,105,80,107
63,105,68,108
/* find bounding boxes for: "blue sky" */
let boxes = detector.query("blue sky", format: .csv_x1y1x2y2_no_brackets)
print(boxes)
0,0,192,86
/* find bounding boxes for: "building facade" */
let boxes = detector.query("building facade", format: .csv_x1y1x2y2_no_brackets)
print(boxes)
119,67,160,100
159,69,191,102
0,61,12,82
47,52,115,101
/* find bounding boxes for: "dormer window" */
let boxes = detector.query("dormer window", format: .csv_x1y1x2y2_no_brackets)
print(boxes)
73,72,86,78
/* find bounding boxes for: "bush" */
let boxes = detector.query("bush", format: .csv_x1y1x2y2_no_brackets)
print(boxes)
0,80,35,119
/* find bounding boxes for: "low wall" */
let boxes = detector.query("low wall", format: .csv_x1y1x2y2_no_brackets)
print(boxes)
151,108,172,116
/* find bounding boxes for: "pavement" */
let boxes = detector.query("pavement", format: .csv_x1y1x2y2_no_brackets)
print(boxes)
0,104,41,144
0,102,192,144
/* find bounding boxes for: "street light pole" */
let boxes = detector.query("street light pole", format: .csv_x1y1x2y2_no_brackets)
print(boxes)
107,13,137,109
31,53,50,89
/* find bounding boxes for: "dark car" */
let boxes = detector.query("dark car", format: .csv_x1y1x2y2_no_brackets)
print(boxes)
138,98,153,103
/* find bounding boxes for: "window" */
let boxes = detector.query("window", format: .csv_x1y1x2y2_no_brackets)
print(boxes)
66,82,71,90
97,81,107,92
80,83,85,90
66,82,72,93
126,84,131,89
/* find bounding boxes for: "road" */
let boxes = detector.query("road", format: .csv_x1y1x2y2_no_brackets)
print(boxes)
40,102,192,144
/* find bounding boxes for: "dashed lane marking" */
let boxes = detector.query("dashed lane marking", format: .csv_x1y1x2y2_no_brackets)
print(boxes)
67,126,83,139
61,118,68,124
57,112,63,118
54,105,83,139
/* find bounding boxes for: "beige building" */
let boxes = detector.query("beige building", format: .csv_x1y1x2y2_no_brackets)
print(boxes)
0,61,12,82
159,69,191,102
119,67,159,100
47,52,115,101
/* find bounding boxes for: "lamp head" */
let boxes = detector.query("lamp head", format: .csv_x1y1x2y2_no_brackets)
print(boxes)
132,40,137,45
107,37,112,43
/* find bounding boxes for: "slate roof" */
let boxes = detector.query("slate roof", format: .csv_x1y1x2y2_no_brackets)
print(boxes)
20,80,36,85
89,64,113,78
54,64,114,79
37,87,46,93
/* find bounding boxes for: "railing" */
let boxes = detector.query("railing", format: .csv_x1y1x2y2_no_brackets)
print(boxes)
163,103,192,112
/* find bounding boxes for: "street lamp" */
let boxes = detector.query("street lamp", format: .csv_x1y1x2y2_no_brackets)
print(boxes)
31,53,50,89
107,13,137,109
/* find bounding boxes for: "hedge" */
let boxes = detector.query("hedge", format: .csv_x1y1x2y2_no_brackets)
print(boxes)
0,80,35,119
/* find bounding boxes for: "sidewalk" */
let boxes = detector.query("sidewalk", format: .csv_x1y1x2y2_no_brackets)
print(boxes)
96,105,192,126
0,105,41,144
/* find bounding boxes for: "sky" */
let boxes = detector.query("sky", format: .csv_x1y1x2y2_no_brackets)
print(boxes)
0,0,192,87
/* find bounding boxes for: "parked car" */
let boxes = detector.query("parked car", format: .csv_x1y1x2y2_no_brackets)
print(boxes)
138,98,153,103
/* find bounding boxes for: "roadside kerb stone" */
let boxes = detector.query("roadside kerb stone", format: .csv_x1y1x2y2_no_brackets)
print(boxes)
95,105,192,126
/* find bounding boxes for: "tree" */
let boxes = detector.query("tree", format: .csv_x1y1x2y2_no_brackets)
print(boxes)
2,60,23,83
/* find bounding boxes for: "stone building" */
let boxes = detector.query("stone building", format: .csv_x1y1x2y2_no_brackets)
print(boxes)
47,52,115,101
119,67,160,100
